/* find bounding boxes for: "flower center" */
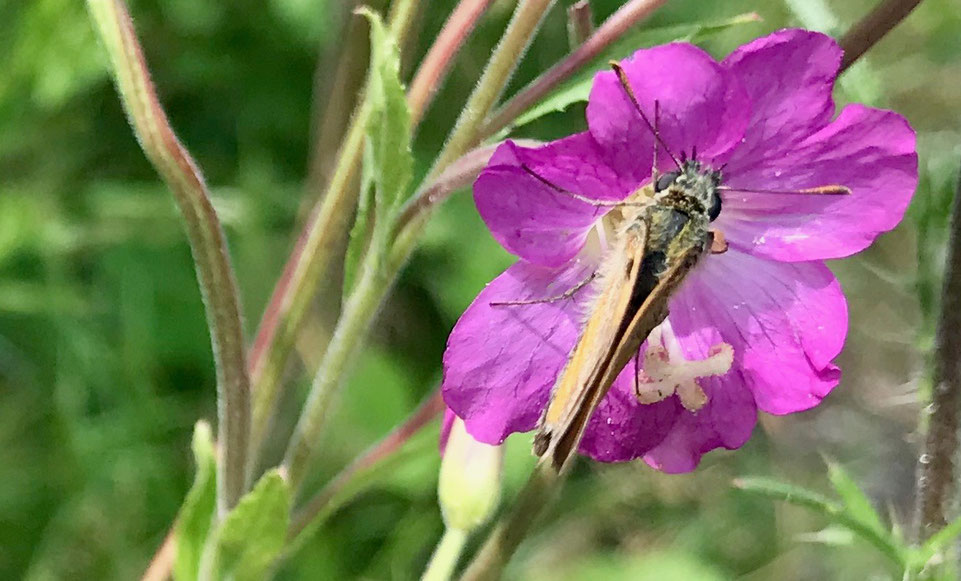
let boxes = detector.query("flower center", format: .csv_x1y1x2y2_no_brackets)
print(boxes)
634,326,733,412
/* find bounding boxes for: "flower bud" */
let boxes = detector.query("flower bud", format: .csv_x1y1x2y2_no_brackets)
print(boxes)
438,414,503,532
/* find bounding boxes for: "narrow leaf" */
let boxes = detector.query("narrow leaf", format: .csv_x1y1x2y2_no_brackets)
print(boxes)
511,13,761,130
735,477,907,569
343,148,377,297
343,8,413,295
733,477,840,513
357,7,413,212
173,421,217,581
826,460,887,536
214,469,291,581
915,514,961,570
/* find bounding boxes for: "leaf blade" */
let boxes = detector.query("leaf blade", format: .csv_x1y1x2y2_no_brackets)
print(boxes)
173,421,217,581
213,469,291,581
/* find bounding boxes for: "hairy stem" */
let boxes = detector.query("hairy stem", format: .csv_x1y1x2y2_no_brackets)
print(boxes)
478,0,668,143
282,254,389,493
426,0,557,181
289,391,445,540
87,0,250,515
408,0,497,130
914,156,961,541
248,0,419,457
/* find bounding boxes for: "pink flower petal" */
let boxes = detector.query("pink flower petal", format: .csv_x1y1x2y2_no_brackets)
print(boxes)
578,366,679,462
474,135,632,267
670,250,847,415
719,105,917,261
439,407,456,454
442,259,595,445
587,43,750,177
643,371,757,474
722,29,841,168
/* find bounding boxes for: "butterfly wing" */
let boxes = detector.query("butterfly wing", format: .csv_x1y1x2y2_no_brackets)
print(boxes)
538,220,707,472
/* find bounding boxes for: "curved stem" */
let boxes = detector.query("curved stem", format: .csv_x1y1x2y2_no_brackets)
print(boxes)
87,0,250,515
248,0,420,457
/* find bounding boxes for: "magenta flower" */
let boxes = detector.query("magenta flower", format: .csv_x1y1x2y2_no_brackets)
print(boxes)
441,29,917,472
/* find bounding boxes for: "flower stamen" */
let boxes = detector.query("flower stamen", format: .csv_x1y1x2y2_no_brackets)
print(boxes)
635,338,734,412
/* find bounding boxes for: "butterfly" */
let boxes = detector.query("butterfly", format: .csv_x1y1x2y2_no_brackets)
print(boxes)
496,63,849,472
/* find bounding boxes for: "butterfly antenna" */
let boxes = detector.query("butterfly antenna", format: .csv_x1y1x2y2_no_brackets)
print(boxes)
651,100,660,184
717,185,851,196
610,62,681,169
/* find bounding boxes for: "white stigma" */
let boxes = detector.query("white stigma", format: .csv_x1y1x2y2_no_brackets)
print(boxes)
634,327,734,412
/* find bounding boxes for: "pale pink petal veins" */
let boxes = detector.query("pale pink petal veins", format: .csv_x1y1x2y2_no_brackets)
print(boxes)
587,43,750,178
670,250,847,415
474,134,634,267
441,259,595,445
719,105,917,261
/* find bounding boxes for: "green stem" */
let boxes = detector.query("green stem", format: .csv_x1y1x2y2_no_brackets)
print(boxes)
288,391,445,541
391,0,556,271
423,528,469,581
248,0,420,459
87,0,250,515
478,0,668,143
282,253,390,493
280,0,555,498
426,0,556,182
459,462,565,581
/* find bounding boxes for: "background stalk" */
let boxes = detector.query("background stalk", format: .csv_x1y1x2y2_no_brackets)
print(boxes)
914,156,961,541
86,0,250,515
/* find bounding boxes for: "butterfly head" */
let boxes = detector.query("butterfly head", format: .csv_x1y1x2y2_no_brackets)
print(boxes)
653,159,723,222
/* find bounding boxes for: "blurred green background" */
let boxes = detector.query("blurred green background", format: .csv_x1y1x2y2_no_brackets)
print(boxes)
2,0,960,578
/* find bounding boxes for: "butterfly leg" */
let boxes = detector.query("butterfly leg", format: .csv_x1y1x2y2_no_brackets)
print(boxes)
519,164,643,207
489,272,597,307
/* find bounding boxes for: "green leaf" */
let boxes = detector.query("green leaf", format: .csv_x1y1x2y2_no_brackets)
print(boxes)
213,469,291,581
914,514,961,570
510,13,761,130
343,150,377,297
173,421,217,581
733,476,841,513
735,477,907,570
358,7,412,212
825,460,887,536
343,7,413,295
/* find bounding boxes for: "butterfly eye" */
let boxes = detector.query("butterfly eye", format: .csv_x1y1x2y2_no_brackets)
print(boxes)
655,171,679,193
